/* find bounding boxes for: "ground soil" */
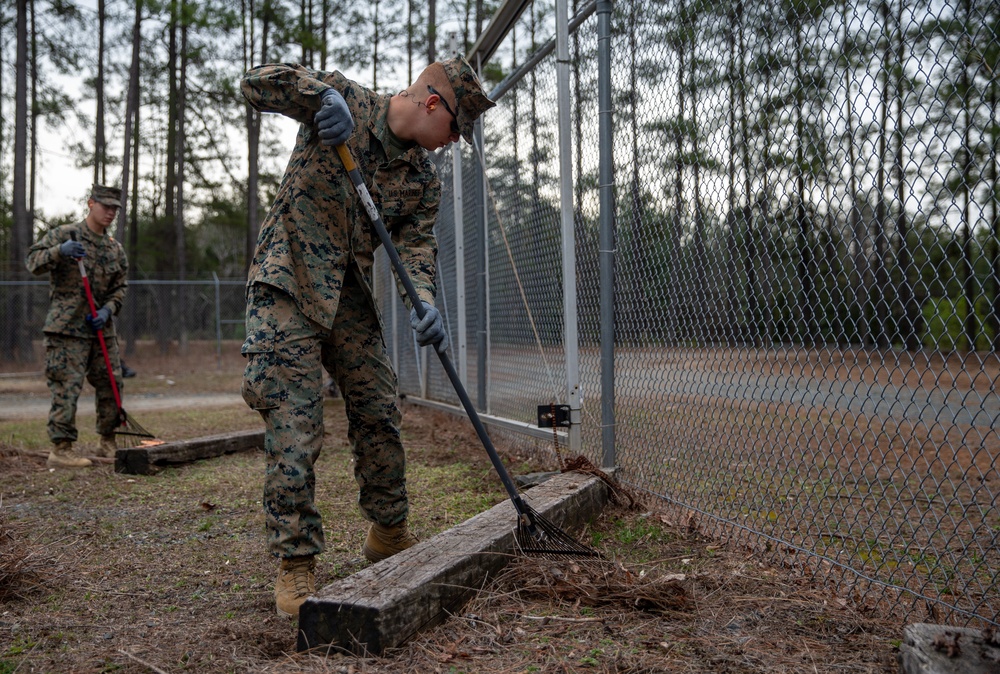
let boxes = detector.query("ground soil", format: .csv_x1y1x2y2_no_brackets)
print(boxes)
0,348,904,673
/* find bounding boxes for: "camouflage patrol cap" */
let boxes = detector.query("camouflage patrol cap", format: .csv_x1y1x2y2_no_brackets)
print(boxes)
90,184,122,207
440,56,495,144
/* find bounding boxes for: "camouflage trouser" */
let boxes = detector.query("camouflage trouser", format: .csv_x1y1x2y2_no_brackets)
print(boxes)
43,333,123,444
241,275,407,559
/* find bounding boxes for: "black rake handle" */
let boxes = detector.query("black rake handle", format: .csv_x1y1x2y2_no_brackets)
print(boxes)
334,144,538,536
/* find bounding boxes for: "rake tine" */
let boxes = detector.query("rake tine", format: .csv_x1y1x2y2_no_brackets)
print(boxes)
514,503,601,559
114,409,156,448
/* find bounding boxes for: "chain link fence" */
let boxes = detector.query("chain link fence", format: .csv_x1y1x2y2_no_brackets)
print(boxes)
377,0,1000,629
0,274,248,368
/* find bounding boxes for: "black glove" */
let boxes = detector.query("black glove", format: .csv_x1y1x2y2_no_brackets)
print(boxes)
409,301,450,353
60,239,86,259
85,306,113,332
315,88,354,146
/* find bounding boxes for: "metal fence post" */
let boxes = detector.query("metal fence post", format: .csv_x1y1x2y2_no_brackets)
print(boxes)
474,59,490,414
213,272,222,371
557,0,582,454
597,0,615,468
453,112,468,389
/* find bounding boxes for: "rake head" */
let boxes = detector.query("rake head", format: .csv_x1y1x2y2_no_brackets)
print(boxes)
513,501,602,560
114,409,157,448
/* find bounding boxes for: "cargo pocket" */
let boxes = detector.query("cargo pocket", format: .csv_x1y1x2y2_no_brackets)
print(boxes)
43,336,69,383
241,327,281,410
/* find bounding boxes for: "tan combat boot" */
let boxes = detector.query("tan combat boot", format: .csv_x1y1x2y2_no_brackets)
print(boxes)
362,522,419,563
274,555,316,618
98,435,118,458
46,441,92,469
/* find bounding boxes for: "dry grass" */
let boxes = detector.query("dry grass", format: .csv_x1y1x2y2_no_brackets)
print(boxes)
0,416,901,673
0,509,47,603
0,349,904,673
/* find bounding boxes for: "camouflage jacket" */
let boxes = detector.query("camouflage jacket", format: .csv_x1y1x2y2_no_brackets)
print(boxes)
241,63,441,330
25,221,129,339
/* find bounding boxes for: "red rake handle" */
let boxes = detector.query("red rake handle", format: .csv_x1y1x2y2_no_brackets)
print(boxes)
70,232,124,416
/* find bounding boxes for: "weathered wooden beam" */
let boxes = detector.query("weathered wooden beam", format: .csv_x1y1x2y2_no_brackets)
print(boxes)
114,429,264,474
899,623,1000,674
296,470,608,655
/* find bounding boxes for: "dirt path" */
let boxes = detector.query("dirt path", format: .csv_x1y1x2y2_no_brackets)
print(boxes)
0,392,245,421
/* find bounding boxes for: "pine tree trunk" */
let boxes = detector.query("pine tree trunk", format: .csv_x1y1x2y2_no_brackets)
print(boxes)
321,0,328,69
116,0,142,355
726,0,745,345
176,4,189,353
894,0,918,350
127,95,140,357
990,73,1000,352
689,6,706,342
673,0,687,344
960,0,976,350
118,0,142,243
160,0,179,353
372,0,380,90
245,0,269,272
842,0,864,345
9,0,31,362
95,0,107,184
427,0,436,63
794,21,814,346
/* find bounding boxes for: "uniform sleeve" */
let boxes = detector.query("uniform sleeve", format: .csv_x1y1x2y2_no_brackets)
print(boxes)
241,63,349,126
25,227,65,275
101,246,129,316
392,171,442,308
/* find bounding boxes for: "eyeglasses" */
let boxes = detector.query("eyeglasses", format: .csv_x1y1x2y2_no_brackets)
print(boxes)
427,85,460,136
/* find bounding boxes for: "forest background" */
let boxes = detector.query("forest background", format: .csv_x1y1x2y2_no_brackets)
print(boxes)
3,0,1000,361
0,0,500,293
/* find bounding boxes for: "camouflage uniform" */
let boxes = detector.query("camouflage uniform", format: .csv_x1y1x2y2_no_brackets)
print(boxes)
25,221,128,444
241,64,441,559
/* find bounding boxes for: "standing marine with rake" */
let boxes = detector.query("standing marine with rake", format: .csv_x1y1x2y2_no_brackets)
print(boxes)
25,185,129,469
240,57,494,618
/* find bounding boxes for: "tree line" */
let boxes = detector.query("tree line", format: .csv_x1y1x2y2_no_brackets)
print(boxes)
0,0,499,359
0,0,499,273
2,0,999,360
536,0,999,352
454,0,998,353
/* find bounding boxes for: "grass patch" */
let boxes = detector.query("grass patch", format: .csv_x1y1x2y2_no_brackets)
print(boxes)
0,396,900,672
0,405,263,452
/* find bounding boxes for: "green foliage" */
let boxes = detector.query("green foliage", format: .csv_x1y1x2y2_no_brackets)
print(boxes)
610,516,671,545
3,637,37,658
922,296,997,351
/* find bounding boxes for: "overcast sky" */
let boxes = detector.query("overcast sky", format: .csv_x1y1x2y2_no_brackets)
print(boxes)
33,0,467,226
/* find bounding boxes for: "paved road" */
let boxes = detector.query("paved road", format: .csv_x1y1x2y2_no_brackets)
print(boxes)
442,359,1000,430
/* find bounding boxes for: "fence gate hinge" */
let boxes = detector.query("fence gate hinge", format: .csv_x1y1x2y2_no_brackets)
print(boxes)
537,404,571,428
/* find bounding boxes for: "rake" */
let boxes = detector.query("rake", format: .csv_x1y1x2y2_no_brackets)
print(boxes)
335,144,598,559
70,232,156,449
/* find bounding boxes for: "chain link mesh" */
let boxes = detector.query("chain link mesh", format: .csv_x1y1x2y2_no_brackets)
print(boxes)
380,0,1000,627
0,275,248,366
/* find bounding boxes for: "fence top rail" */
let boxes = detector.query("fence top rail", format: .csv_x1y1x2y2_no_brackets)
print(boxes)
487,0,598,101
469,0,534,67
